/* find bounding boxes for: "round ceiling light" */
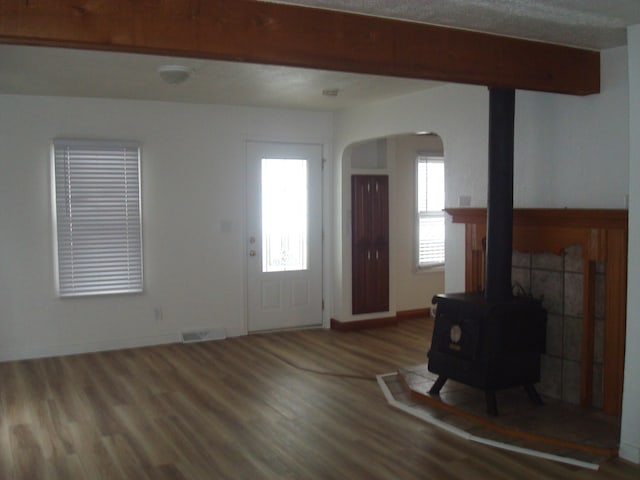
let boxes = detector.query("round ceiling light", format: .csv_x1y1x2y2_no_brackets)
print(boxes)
158,65,193,85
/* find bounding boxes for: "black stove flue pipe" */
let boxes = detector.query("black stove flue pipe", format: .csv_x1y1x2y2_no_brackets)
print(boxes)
484,88,516,303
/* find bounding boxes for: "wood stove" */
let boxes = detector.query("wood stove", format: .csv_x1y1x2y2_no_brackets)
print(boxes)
428,293,546,415
427,88,548,415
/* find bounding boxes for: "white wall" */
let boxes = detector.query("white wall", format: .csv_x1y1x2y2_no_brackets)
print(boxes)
391,134,445,310
0,95,333,360
333,83,490,320
332,46,630,323
621,24,640,464
515,46,629,209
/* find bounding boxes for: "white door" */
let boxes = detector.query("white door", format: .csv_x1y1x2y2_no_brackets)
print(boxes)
246,141,323,332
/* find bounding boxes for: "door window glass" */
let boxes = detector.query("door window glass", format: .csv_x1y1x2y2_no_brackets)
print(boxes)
261,158,308,272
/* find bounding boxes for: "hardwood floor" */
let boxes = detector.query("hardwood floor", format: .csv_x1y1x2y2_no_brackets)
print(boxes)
0,318,638,479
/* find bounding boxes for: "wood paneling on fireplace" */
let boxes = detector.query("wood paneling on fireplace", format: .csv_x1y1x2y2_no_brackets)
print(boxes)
446,208,628,416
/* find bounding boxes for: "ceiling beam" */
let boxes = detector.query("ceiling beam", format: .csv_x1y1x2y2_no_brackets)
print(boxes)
0,0,599,95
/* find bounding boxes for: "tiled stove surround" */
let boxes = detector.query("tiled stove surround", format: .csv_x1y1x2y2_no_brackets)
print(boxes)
512,246,606,407
446,208,628,415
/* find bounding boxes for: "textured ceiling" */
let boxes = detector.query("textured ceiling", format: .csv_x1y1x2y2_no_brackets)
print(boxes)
0,44,441,111
1,1,638,109
262,0,640,50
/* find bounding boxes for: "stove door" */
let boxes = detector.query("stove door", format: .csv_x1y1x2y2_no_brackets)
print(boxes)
430,298,482,361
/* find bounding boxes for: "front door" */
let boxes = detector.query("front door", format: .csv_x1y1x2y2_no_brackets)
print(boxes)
246,141,323,332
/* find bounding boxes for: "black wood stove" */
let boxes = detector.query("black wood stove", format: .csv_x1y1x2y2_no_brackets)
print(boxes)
428,292,546,415
427,88,547,415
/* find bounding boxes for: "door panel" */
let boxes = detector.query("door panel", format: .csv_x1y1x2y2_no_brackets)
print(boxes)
247,142,323,332
351,175,389,314
371,177,389,244
351,177,370,246
351,246,370,314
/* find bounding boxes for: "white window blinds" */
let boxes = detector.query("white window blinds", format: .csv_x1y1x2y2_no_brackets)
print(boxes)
417,156,445,267
53,139,143,296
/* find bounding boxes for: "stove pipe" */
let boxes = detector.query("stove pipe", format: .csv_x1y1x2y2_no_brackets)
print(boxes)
484,88,515,303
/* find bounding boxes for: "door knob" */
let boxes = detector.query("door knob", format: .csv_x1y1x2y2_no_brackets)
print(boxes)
249,250,256,257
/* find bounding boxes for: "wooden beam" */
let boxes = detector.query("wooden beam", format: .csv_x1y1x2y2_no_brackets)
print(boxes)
0,0,599,95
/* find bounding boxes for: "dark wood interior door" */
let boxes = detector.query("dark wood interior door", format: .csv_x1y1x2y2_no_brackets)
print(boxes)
351,175,389,314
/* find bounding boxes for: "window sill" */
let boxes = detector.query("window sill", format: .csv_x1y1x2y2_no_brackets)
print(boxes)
415,264,445,274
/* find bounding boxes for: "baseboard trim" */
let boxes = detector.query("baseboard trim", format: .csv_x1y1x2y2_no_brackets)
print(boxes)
396,308,431,321
330,316,397,331
331,308,431,331
0,333,179,362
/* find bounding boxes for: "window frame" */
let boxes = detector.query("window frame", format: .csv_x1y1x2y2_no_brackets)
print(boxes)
51,138,143,297
415,155,445,270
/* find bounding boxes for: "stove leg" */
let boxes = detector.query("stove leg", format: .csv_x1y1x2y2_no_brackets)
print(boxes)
485,390,498,416
428,375,448,395
524,384,544,406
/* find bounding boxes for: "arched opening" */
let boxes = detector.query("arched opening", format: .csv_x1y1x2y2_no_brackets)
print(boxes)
337,132,445,323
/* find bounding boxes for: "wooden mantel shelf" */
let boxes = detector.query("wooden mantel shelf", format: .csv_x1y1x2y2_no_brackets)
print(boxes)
446,208,628,230
446,208,628,416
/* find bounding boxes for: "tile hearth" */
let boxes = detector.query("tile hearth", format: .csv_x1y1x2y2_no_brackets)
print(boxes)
379,364,620,469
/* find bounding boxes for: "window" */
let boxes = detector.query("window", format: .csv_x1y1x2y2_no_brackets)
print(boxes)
416,156,445,267
52,139,143,296
261,158,308,273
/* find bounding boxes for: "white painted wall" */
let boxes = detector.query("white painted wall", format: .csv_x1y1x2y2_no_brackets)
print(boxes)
391,134,445,311
620,24,640,464
333,83,490,321
0,94,333,360
515,46,629,209
332,46,629,322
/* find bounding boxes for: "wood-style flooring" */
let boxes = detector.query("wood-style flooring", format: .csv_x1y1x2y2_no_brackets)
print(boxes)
0,318,638,479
